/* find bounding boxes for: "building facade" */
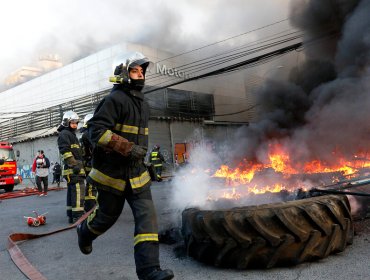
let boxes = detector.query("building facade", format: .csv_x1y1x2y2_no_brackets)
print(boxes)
0,42,255,177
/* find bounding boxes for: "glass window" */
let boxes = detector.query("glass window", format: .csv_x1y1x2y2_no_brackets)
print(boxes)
0,148,15,161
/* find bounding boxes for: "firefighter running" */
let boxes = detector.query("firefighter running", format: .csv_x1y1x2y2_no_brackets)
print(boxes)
79,113,97,212
57,111,86,224
76,52,174,280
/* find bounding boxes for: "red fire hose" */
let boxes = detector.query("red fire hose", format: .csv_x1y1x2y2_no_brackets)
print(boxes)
0,186,64,200
7,208,93,280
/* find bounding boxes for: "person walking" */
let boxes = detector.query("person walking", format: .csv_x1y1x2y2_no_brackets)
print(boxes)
76,52,174,280
32,150,50,196
149,145,165,182
53,162,62,187
57,111,86,223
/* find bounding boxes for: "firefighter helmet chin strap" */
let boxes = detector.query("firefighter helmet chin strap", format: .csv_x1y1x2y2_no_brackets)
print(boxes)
109,73,145,92
109,58,149,92
109,76,145,92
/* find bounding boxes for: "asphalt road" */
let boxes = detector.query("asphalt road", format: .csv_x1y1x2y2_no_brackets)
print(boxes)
1,181,370,280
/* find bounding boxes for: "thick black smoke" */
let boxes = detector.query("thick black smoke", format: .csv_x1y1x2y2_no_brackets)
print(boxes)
228,0,370,167
169,0,369,213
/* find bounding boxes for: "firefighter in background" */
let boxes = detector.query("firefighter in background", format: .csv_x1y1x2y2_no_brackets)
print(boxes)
76,52,174,280
80,113,97,212
149,145,165,182
57,111,86,224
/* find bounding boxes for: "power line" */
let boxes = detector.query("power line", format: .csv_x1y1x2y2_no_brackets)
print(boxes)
154,18,291,63
144,41,303,94
0,19,294,114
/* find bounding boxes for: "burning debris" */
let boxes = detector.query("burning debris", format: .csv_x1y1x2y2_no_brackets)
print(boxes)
144,1,370,273
170,0,370,218
158,0,370,271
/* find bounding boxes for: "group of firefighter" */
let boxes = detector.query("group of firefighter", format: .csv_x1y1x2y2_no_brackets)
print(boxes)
56,51,173,280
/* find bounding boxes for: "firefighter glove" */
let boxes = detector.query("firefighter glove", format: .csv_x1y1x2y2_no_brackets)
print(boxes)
72,160,84,175
65,156,78,166
107,133,134,156
130,145,147,160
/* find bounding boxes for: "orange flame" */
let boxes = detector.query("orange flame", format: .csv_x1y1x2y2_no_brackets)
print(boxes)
212,143,370,199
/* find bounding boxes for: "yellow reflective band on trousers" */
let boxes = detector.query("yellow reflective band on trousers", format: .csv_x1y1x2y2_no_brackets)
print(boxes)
71,144,80,149
129,171,151,189
86,194,104,235
72,182,84,212
134,233,159,246
89,168,126,192
62,151,73,160
85,184,96,200
114,124,149,135
98,130,113,146
153,164,162,167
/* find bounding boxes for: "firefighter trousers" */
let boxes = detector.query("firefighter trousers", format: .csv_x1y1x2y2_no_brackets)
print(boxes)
154,166,162,181
84,182,97,212
66,176,86,219
83,187,160,275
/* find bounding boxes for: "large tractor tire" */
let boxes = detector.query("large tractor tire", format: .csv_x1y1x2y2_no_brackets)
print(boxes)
182,195,353,269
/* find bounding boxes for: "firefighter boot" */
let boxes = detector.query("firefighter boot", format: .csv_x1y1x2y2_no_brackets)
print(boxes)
77,222,93,255
139,268,174,280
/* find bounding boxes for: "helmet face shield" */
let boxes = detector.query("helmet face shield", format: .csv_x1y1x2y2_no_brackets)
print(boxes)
83,113,93,128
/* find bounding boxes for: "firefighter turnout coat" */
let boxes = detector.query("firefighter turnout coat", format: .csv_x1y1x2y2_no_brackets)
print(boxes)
87,84,151,195
57,126,86,178
57,126,86,219
80,129,93,174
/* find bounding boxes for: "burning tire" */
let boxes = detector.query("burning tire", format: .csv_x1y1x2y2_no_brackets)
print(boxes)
182,195,353,269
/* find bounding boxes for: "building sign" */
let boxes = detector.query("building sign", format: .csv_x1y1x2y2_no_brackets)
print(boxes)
156,63,191,80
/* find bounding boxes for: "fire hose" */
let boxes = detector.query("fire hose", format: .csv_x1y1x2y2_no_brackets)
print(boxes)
0,186,64,200
7,208,94,280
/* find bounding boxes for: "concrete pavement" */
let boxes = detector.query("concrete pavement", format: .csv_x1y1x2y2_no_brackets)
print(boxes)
1,180,370,280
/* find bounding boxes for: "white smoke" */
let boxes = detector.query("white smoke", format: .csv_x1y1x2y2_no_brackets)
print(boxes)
169,144,222,212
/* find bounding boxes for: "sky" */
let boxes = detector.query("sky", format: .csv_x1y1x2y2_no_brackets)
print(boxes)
0,0,291,88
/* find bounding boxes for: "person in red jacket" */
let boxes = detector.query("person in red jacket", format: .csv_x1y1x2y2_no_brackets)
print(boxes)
31,150,50,196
